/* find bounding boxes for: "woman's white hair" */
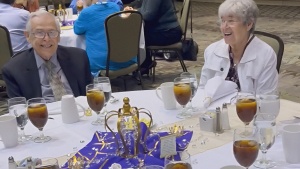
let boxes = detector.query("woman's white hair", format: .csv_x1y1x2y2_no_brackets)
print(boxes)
218,0,259,33
25,10,61,33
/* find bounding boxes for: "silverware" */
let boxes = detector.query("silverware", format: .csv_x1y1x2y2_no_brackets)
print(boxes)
48,117,54,120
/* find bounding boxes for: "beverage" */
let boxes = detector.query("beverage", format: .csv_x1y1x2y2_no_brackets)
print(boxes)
233,140,259,168
76,5,83,11
259,97,280,117
9,104,27,128
190,79,198,98
165,162,192,169
258,128,275,150
104,91,111,104
28,104,48,129
173,83,191,106
236,98,257,125
87,89,105,113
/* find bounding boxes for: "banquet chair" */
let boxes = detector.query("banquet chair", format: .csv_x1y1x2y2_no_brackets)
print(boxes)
100,11,144,90
0,25,13,93
254,31,284,73
146,0,191,81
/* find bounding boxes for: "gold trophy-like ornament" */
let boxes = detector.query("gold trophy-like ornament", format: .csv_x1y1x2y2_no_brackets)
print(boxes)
105,97,152,158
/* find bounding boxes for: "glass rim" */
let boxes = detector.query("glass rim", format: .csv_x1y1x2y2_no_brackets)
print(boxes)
8,97,26,104
27,97,46,104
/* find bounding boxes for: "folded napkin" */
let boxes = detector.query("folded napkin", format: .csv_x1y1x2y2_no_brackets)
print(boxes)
203,76,238,108
61,122,193,169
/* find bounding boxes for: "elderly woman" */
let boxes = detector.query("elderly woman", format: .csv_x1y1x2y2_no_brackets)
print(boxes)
199,0,278,94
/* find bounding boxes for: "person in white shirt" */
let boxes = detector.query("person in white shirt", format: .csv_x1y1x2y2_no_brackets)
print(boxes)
0,0,30,54
199,0,278,94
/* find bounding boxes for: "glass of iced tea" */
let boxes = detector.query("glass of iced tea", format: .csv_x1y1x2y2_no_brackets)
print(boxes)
173,77,192,119
76,0,83,15
164,151,192,169
86,84,105,125
233,127,259,169
236,92,257,129
27,98,51,143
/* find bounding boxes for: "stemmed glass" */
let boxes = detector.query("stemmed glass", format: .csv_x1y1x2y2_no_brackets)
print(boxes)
257,90,280,118
76,0,84,15
253,113,276,168
180,72,198,112
8,97,32,142
86,84,105,125
93,77,111,115
27,98,51,143
164,151,192,169
233,127,259,169
173,77,192,119
236,92,257,131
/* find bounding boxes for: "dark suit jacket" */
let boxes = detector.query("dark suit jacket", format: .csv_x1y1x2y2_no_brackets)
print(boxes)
2,45,93,100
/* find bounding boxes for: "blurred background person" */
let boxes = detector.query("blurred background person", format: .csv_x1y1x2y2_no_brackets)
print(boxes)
124,0,182,75
74,0,136,77
0,0,30,54
13,0,39,12
199,0,278,94
69,0,123,14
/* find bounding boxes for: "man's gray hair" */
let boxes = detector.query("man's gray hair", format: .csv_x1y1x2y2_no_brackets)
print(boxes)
218,0,259,33
25,10,61,33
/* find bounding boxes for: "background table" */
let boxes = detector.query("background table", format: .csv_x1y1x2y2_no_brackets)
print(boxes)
0,89,299,168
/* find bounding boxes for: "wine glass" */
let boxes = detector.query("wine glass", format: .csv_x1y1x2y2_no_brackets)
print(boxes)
236,92,257,130
93,77,111,115
253,113,276,168
27,98,51,143
180,72,198,112
173,77,192,119
8,97,32,142
233,127,259,169
76,0,83,15
86,84,105,125
257,90,280,118
164,151,192,169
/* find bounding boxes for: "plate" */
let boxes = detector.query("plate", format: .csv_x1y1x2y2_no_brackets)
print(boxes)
61,26,73,30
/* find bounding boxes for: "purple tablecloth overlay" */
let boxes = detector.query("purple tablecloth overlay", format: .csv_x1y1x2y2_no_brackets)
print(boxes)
62,123,193,168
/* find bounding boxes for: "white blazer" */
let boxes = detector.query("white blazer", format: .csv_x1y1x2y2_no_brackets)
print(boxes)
199,36,278,94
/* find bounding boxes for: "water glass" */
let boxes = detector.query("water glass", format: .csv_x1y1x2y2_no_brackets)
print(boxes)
173,77,192,119
180,72,198,112
93,77,112,115
257,90,280,117
8,97,32,142
253,113,276,168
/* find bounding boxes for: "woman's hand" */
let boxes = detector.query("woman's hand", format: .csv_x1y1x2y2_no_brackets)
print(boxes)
123,6,134,11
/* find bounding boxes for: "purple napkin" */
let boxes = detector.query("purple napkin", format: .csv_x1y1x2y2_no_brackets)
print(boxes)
62,122,193,168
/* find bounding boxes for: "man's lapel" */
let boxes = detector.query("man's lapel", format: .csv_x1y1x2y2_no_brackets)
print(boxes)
56,47,80,96
25,49,42,97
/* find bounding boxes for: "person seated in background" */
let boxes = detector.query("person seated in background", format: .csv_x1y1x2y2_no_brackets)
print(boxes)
124,0,182,75
199,0,278,94
74,0,136,77
13,0,39,12
69,0,123,14
0,0,30,54
2,10,92,102
126,0,142,8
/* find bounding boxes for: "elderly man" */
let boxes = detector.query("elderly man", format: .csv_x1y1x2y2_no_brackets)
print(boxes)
2,10,92,102
0,0,30,54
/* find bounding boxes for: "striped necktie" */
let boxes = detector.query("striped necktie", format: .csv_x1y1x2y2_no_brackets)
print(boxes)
45,61,67,101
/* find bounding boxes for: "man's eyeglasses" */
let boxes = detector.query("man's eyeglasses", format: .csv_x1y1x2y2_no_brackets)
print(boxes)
31,30,59,39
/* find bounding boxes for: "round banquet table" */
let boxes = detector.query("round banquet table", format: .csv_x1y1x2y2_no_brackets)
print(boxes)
0,89,299,169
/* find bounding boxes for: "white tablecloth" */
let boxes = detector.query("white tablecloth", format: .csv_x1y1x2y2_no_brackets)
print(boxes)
59,15,146,64
0,89,299,168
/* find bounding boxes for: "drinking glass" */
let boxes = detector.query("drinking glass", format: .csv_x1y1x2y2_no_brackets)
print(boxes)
76,0,83,15
164,151,192,169
35,157,59,169
180,72,198,112
257,90,280,118
233,127,259,169
27,98,51,143
253,113,276,168
8,97,32,142
236,92,257,130
86,84,105,125
173,77,192,119
93,77,111,115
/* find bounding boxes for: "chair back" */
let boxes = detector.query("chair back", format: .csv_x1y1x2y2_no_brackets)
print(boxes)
0,25,13,75
254,31,284,72
179,0,191,40
104,11,142,73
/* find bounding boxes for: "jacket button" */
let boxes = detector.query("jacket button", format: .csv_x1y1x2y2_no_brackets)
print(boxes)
220,68,224,71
